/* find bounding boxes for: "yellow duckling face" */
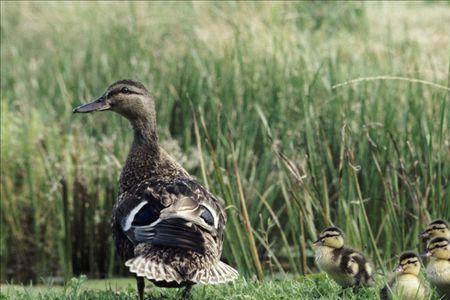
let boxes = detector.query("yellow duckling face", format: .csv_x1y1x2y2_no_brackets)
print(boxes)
424,237,450,260
313,227,344,249
421,220,449,242
394,252,421,276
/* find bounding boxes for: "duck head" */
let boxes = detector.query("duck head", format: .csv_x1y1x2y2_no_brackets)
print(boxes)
420,219,449,241
423,237,450,260
73,79,155,121
394,252,421,276
73,79,159,147
313,226,344,249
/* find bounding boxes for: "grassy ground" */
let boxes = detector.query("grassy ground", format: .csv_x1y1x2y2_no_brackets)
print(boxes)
1,276,380,300
2,275,444,300
1,0,449,291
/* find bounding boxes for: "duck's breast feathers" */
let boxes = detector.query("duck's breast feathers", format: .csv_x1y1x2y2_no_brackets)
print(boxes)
114,178,226,253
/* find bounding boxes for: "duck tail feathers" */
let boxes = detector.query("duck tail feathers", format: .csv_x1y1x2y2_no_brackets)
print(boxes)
125,256,183,284
125,256,238,285
191,261,239,284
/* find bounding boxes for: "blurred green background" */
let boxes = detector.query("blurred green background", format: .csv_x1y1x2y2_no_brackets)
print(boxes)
1,1,449,284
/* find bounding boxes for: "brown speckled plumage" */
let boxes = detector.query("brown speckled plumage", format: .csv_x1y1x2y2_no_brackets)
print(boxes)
74,79,238,300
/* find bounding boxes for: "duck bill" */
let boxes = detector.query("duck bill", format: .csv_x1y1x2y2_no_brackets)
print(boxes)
312,239,322,247
421,251,432,258
393,265,404,273
73,96,110,113
420,231,429,239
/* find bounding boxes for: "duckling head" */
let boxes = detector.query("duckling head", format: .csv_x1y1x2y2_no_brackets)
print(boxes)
313,227,344,249
423,237,450,260
394,252,421,276
421,219,449,242
73,79,155,122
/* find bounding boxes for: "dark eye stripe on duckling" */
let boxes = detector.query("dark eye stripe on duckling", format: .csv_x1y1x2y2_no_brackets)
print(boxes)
321,227,343,236
429,242,449,250
428,239,449,250
400,259,419,266
426,225,448,232
320,233,341,239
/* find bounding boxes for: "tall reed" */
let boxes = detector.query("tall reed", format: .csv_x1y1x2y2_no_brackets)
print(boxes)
1,1,449,282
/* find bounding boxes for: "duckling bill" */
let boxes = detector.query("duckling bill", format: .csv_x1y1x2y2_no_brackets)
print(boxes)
74,80,238,300
380,252,428,300
313,227,374,289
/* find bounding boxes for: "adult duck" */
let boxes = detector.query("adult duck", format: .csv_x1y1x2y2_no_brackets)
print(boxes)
74,79,238,299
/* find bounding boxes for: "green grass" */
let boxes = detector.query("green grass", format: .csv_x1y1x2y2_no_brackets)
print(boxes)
2,275,443,300
1,0,449,291
1,276,380,300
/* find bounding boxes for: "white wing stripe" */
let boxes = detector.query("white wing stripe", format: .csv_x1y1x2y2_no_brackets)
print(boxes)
123,201,148,231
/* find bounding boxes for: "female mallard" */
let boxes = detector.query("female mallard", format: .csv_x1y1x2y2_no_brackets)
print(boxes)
423,237,450,299
313,227,374,289
74,79,238,299
380,252,428,300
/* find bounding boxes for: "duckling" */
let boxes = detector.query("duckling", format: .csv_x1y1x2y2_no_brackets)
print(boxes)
380,252,428,300
421,220,449,249
423,237,450,299
313,227,374,289
74,80,238,300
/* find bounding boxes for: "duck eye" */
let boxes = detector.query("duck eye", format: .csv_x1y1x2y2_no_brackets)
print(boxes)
121,87,130,94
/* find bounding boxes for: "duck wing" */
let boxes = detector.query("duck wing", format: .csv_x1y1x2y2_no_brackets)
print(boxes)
114,178,225,254
114,178,238,284
134,217,206,253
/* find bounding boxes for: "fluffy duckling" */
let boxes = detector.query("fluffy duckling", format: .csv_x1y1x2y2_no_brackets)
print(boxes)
380,252,427,300
74,80,238,299
421,220,449,248
313,227,374,289
423,237,450,299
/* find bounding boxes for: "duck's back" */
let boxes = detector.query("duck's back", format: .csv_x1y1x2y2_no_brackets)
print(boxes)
336,248,373,288
112,176,237,286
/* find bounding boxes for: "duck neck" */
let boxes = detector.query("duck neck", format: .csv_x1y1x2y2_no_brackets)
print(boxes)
119,116,160,194
132,117,159,149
